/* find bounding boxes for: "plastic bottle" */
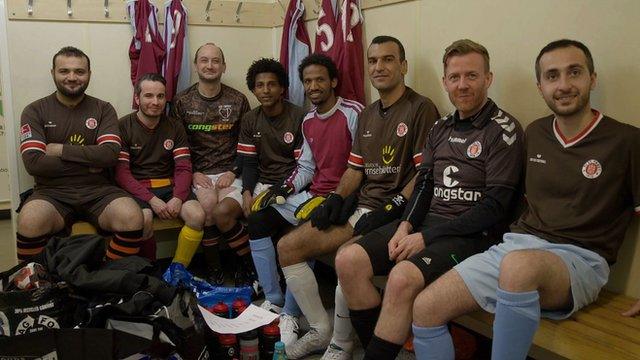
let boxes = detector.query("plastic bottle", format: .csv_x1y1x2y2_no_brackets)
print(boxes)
218,334,240,359
272,341,287,359
211,301,230,318
239,330,260,360
232,298,248,318
260,322,280,359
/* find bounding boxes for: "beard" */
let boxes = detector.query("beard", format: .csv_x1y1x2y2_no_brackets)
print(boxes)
545,92,590,117
55,81,88,98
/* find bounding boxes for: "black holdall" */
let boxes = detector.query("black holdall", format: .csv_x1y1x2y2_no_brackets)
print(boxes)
0,262,76,337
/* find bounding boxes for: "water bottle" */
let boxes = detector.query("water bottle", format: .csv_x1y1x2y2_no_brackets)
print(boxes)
260,322,280,359
239,329,260,360
218,334,240,359
272,341,287,359
232,297,248,318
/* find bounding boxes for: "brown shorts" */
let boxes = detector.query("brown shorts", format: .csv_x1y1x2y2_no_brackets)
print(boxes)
23,184,133,228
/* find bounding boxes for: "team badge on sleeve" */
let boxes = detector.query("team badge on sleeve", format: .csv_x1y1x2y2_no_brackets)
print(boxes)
582,159,602,179
164,139,175,150
85,118,98,130
396,122,408,137
283,132,294,144
20,124,33,141
467,141,482,158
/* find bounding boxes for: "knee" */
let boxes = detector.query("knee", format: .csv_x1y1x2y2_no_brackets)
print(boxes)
498,251,540,291
17,207,56,237
211,204,235,228
386,262,423,299
247,208,278,239
413,290,442,327
335,245,369,281
276,234,301,265
184,206,206,230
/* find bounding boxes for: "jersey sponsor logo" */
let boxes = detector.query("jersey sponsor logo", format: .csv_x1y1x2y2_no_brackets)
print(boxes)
382,145,396,165
218,105,233,120
443,165,460,187
448,136,466,144
283,131,294,144
396,122,408,137
164,139,175,150
529,153,547,164
434,165,482,202
467,141,482,158
20,124,33,141
582,159,602,179
44,121,56,128
68,134,85,145
85,117,98,130
187,123,234,132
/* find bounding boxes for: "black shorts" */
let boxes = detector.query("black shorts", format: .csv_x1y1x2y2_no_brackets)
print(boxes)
135,186,196,210
355,214,496,284
23,184,133,229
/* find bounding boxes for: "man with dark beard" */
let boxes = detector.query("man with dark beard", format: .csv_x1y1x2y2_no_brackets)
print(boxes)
17,46,145,261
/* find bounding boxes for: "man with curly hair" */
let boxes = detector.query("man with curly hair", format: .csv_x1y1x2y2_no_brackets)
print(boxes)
239,58,306,289
247,54,361,348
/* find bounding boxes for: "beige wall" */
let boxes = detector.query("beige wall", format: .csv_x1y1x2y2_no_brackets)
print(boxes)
278,0,640,297
2,0,639,297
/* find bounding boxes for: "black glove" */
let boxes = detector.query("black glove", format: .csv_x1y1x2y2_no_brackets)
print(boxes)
336,192,358,225
353,194,407,236
251,182,294,213
310,193,343,230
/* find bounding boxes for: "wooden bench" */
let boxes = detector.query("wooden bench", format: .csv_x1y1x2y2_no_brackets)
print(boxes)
70,218,184,235
453,290,640,359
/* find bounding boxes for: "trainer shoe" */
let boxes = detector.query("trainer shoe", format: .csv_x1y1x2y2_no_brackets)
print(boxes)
279,313,300,348
259,300,283,314
286,328,331,359
321,343,352,360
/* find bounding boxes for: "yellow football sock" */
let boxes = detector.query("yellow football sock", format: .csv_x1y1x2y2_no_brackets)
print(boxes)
172,225,204,266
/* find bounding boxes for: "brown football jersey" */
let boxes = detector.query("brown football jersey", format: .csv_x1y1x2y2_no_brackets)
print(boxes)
237,101,304,185
425,99,524,219
171,83,250,174
20,93,121,187
512,111,640,263
348,87,440,209
118,112,190,180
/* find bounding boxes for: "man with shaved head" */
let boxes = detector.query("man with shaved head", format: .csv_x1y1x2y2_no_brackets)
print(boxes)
171,43,254,286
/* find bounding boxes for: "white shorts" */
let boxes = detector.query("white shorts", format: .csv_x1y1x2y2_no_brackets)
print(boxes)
193,173,243,206
348,207,371,228
454,232,609,320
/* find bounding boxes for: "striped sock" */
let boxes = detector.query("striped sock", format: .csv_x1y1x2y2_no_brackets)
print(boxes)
202,225,223,270
107,229,144,260
223,222,250,258
16,233,48,261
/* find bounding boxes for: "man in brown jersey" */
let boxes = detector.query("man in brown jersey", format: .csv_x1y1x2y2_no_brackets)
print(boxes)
17,46,144,261
116,73,205,265
333,39,525,360
279,36,440,358
171,43,252,284
411,39,640,360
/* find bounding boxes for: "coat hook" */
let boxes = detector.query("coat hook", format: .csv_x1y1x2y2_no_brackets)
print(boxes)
67,0,72,17
104,0,109,17
235,2,243,23
205,0,212,21
27,0,34,15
